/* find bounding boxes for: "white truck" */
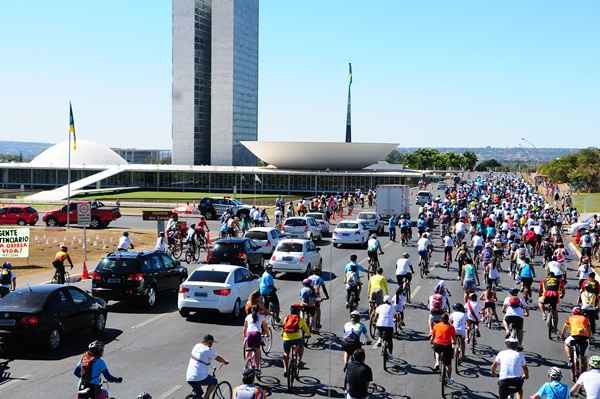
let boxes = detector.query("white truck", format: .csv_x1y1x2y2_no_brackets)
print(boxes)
376,185,410,221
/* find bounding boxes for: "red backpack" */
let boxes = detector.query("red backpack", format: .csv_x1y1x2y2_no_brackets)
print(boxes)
283,315,300,333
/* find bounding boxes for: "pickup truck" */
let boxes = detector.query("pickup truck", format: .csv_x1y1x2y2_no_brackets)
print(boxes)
43,201,121,228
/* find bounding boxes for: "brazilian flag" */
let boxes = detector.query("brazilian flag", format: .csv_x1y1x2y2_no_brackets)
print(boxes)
68,102,77,151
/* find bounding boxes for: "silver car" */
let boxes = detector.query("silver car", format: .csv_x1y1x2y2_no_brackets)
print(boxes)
305,212,330,236
282,216,322,241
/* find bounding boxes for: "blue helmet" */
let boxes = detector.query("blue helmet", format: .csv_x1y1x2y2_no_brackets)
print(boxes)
2,262,11,270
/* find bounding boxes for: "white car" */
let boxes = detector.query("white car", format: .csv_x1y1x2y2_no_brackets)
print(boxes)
332,220,369,248
244,227,281,258
178,264,258,319
282,216,322,241
306,212,330,236
356,211,384,235
270,239,322,275
570,216,594,235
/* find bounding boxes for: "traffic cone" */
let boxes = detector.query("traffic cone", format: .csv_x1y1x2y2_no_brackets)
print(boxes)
81,260,90,280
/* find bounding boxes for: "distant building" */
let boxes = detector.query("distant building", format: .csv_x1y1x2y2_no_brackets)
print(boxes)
172,0,258,166
113,148,171,164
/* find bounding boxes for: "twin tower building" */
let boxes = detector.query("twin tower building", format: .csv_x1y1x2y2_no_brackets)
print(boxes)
172,0,259,166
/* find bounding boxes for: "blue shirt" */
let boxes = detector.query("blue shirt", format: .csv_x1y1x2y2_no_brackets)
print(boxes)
464,264,476,281
535,381,569,399
519,263,534,279
74,358,117,385
388,218,396,229
299,287,316,305
259,272,274,295
344,262,367,277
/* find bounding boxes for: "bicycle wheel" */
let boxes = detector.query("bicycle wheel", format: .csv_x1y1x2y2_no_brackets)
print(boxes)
287,358,296,391
369,318,377,340
405,282,411,304
171,243,183,259
470,328,476,354
454,343,460,372
262,332,272,355
440,359,447,397
382,341,389,371
185,250,193,264
419,261,425,279
212,381,232,399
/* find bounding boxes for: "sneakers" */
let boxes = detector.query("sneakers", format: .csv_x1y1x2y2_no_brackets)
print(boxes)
447,378,455,385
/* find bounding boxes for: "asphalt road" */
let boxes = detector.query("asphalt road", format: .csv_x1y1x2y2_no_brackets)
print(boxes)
2,199,599,398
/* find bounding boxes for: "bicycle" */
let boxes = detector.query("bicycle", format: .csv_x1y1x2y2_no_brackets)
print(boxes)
347,289,359,313
403,278,412,304
51,268,71,284
569,338,588,383
468,323,477,354
418,255,429,278
367,253,381,279
508,321,523,346
243,342,261,374
168,239,183,260
185,365,232,399
381,331,391,371
454,336,464,372
287,343,301,392
184,242,200,264
439,348,449,397
545,303,558,340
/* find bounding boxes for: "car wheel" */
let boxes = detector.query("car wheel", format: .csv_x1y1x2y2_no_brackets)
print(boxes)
179,309,190,318
93,312,106,334
90,217,101,229
17,219,26,226
47,328,62,351
232,299,242,319
46,217,57,227
145,285,158,308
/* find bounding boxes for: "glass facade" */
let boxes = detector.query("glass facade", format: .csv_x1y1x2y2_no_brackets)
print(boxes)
193,0,212,165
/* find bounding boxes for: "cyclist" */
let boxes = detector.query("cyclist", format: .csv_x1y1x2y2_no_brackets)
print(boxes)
480,284,499,323
428,284,448,334
443,233,454,268
299,278,318,332
449,303,467,362
0,262,16,297
471,231,484,262
395,253,414,290
417,233,432,272
53,245,74,284
344,348,373,399
455,241,473,278
342,311,370,366
307,266,330,331
530,367,568,399
373,295,395,354
117,231,134,251
388,214,397,241
461,261,479,303
580,281,599,334
367,234,384,272
399,215,411,244
281,304,311,378
517,259,535,303
243,305,269,373
502,288,528,340
259,265,280,323
454,219,466,245
491,338,529,399
560,307,591,370
233,368,267,399
345,263,362,309
186,334,229,399
570,355,600,398
74,340,122,399
465,292,481,343
431,313,456,385
538,272,561,319
392,286,408,329
577,257,593,290
368,268,389,310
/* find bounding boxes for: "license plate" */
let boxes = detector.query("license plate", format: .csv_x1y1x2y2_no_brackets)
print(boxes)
107,278,120,284
0,320,15,327
282,256,294,262
194,292,208,298
341,233,350,237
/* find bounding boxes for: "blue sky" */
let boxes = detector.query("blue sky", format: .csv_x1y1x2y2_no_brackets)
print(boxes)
1,1,599,149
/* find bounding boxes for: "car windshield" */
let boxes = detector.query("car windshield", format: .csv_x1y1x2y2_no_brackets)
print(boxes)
338,222,359,229
96,258,140,273
285,219,306,227
358,213,376,220
277,242,303,252
0,289,48,309
188,270,229,283
245,231,268,240
212,242,245,253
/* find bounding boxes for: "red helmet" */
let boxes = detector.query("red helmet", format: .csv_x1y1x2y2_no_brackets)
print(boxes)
572,306,582,316
508,296,520,307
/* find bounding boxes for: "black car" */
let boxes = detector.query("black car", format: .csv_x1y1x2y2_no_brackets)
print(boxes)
92,250,188,308
206,238,264,273
0,285,107,351
198,198,251,220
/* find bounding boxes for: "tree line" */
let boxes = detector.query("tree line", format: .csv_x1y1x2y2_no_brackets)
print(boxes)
386,148,506,171
537,148,600,192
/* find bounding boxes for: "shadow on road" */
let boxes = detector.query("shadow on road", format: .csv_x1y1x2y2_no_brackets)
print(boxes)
106,293,179,315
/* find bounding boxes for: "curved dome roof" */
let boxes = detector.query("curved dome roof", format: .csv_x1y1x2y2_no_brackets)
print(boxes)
242,141,397,170
30,140,127,166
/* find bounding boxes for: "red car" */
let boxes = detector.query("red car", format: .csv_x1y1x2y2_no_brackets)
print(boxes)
0,205,39,226
43,201,121,228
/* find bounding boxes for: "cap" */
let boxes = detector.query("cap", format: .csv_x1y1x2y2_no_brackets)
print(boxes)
202,334,215,343
350,310,360,318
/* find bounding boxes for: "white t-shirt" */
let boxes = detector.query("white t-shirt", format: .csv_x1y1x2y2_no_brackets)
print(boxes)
186,343,217,382
450,311,467,336
575,369,600,399
417,238,429,252
245,314,265,333
154,237,167,252
391,293,406,313
455,222,466,234
466,300,481,322
488,265,499,280
494,349,526,380
472,235,483,248
117,236,133,250
578,264,592,280
375,303,395,327
443,236,454,248
503,297,525,318
547,261,562,276
395,259,412,276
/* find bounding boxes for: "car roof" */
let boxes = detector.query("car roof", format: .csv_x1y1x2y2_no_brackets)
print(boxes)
418,191,432,195
2,204,30,209
247,227,276,232
306,212,323,215
14,284,64,295
286,216,308,220
214,238,250,244
337,219,360,224
193,264,241,273
277,238,308,244
104,249,162,259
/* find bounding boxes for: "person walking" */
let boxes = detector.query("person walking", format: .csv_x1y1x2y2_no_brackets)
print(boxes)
344,348,373,399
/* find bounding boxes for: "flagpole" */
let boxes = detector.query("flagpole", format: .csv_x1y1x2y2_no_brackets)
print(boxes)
67,107,71,229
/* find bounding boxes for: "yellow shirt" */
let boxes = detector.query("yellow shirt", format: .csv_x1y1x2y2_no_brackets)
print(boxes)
281,316,311,341
368,274,389,297
54,251,71,263
565,315,590,337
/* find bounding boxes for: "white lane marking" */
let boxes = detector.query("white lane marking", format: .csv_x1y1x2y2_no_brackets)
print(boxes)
157,384,182,399
131,314,166,329
411,285,421,300
0,374,31,391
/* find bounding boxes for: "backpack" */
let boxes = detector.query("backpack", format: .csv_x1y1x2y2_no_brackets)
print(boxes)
283,315,300,334
346,271,358,287
431,294,443,312
1,270,11,285
343,327,360,346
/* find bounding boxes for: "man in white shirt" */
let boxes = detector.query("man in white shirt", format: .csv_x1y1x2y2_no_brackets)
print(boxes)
117,232,134,251
374,295,395,354
395,253,414,289
154,231,167,252
455,221,466,242
491,338,528,399
186,335,229,399
571,355,600,399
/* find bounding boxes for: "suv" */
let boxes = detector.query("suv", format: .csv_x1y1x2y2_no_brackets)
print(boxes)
92,250,188,308
206,238,264,274
282,217,322,241
0,205,39,226
198,198,251,220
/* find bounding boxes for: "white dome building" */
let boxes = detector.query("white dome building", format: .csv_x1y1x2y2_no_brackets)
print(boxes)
30,140,127,167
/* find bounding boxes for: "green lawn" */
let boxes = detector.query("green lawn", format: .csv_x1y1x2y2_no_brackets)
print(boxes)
73,190,297,202
573,193,600,213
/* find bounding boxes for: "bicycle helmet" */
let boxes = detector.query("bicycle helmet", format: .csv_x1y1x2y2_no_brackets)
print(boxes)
402,252,410,258
504,337,520,349
571,306,582,316
453,303,465,312
123,231,129,237
60,245,68,251
350,310,361,320
547,367,562,381
2,262,11,270
302,278,312,287
589,355,600,369
88,340,104,356
508,296,521,307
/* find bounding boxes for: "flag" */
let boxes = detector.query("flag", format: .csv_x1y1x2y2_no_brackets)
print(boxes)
254,174,262,184
348,62,352,86
68,102,77,151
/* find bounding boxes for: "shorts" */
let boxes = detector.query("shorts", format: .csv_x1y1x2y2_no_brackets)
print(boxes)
396,273,412,287
188,375,218,395
370,290,384,306
283,338,304,354
463,279,476,291
581,247,592,257
418,250,429,258
245,331,262,349
341,338,361,354
400,226,410,234
484,302,496,310
540,295,558,307
433,344,454,363
566,335,589,355
504,316,523,331
520,277,533,288
498,377,523,399
302,305,316,317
